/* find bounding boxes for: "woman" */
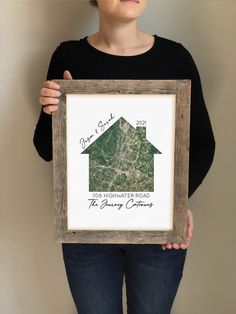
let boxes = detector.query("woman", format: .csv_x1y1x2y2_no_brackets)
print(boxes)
33,0,215,313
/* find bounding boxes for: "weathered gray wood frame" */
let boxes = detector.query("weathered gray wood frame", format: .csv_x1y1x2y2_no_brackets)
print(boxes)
52,79,191,244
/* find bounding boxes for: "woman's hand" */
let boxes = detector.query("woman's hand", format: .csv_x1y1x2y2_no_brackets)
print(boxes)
39,70,72,114
161,209,194,250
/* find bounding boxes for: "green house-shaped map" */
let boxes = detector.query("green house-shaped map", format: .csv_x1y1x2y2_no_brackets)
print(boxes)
82,117,161,192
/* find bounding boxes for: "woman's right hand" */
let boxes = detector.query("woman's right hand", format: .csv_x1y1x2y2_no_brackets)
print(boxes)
39,70,73,114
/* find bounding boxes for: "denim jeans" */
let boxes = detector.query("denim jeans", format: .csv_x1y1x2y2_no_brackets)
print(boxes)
62,243,187,314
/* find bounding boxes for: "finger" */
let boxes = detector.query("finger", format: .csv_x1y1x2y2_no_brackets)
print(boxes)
166,243,172,249
161,244,167,250
187,210,194,238
180,242,188,249
43,80,60,89
43,105,58,114
189,211,194,236
39,96,59,106
172,243,180,249
63,70,73,80
181,235,191,249
183,210,189,238
40,88,61,97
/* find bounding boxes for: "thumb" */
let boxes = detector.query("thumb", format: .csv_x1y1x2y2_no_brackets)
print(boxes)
63,70,73,80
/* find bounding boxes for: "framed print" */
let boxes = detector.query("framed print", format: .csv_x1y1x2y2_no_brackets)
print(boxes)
52,79,191,244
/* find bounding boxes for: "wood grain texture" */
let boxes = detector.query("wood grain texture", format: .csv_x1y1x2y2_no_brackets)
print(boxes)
52,79,191,244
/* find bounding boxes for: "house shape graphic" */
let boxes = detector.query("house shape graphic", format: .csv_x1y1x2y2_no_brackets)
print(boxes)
82,117,162,192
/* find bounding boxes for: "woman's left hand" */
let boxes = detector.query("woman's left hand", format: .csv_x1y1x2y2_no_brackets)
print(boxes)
161,209,194,250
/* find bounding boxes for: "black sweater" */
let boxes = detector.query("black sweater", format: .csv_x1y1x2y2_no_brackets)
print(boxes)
33,34,215,198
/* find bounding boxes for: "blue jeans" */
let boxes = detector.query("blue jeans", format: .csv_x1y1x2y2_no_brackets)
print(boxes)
62,243,187,314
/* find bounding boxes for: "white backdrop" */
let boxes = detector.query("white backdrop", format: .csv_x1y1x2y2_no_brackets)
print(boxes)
67,94,175,230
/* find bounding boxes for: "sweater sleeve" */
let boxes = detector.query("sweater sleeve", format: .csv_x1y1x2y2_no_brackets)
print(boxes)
33,44,65,161
179,45,216,197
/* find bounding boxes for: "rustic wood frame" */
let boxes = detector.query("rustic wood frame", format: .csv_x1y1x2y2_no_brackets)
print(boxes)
52,79,191,244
